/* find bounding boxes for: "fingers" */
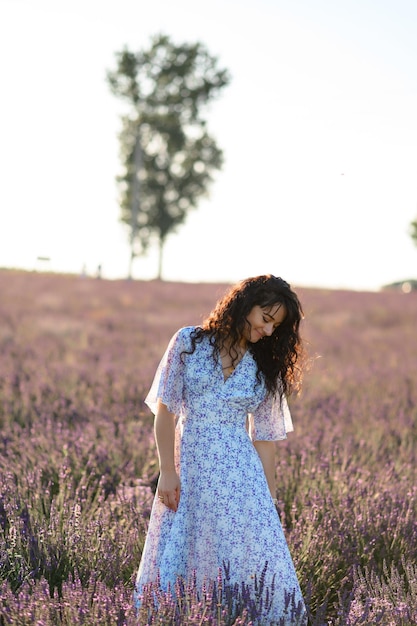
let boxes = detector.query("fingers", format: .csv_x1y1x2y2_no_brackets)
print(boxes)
156,471,181,511
166,492,178,512
157,489,180,512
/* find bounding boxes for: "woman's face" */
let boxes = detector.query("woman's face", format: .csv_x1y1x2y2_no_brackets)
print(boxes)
244,303,287,344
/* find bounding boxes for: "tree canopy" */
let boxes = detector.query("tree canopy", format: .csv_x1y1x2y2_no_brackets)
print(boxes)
107,34,230,279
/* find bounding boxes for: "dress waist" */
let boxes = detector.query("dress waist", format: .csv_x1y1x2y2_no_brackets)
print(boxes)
178,411,249,434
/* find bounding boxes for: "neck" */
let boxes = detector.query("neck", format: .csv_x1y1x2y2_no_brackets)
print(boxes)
237,336,247,351
225,338,246,354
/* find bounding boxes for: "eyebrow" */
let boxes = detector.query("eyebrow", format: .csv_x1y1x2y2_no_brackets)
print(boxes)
263,311,282,324
262,303,285,324
263,304,282,316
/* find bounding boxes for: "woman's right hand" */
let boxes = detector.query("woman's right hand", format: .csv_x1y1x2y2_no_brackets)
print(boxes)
157,469,181,512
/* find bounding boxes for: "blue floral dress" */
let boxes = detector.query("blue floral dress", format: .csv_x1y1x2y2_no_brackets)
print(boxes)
135,327,306,624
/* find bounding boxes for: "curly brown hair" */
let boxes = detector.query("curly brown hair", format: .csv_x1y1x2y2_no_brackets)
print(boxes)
184,275,304,397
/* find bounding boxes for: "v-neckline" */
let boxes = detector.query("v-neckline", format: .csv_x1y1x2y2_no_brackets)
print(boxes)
220,348,249,383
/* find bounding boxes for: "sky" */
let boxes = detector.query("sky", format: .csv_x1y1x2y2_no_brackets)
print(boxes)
1,0,417,291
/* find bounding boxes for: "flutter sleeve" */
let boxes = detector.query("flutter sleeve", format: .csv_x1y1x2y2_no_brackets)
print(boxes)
249,390,294,441
144,328,188,416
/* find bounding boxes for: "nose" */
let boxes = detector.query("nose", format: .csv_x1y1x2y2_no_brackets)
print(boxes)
263,322,274,336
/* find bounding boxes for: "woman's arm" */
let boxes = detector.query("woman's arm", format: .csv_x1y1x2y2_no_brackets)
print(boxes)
154,399,181,511
253,440,277,498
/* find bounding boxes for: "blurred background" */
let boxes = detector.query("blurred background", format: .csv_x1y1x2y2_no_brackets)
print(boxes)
0,0,416,291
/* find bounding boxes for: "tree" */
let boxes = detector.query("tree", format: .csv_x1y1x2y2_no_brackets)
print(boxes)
107,34,230,279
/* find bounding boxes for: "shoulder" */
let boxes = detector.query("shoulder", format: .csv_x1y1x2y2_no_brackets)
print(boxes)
171,326,200,349
175,325,198,340
175,326,214,356
177,325,198,336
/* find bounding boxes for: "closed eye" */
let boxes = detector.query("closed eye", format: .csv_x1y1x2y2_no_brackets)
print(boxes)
263,316,281,329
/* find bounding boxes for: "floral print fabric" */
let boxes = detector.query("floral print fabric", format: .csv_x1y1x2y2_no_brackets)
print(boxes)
136,327,306,624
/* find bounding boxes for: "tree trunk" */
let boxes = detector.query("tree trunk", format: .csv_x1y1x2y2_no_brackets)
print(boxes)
127,246,135,280
157,237,164,280
128,134,142,280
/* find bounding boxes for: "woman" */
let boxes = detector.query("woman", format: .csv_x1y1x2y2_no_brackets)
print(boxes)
136,275,306,624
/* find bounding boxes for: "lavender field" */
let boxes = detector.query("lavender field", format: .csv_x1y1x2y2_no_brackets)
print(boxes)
0,269,416,625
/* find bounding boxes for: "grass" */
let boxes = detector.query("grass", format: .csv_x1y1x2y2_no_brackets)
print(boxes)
0,269,416,625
